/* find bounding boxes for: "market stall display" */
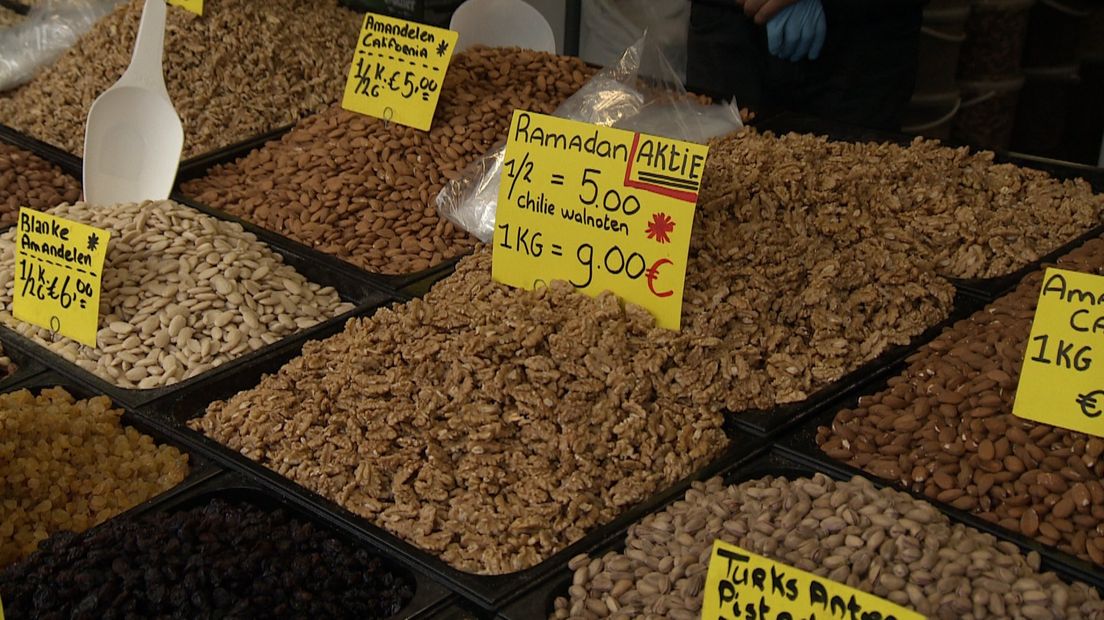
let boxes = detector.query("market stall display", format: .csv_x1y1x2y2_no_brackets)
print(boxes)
0,9,1101,613
0,0,361,158
181,46,595,275
0,141,81,228
0,200,356,389
0,387,189,567
0,497,415,617
818,236,1104,566
554,472,1104,619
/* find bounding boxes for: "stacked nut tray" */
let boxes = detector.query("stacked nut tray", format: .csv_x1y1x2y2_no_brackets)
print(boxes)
4,29,1104,617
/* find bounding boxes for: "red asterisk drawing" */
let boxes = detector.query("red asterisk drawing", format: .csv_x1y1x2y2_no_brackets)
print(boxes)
645,212,676,244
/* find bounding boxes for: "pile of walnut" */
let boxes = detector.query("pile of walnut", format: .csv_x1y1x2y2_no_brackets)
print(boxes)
708,130,1104,280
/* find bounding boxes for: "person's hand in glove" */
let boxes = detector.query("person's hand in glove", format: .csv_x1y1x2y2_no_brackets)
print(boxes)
738,0,827,62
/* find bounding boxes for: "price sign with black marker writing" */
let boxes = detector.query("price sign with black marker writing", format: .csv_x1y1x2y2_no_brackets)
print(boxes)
703,540,925,620
341,12,457,131
492,110,709,330
13,209,110,348
1015,268,1104,436
167,0,202,15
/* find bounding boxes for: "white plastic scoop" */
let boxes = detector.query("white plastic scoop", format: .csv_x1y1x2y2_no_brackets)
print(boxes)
83,0,182,205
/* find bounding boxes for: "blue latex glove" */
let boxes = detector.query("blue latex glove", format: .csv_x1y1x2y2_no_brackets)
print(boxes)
765,0,827,62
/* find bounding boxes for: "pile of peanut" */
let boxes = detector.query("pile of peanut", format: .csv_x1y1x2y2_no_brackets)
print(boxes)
182,47,596,274
0,387,189,567
556,473,1104,620
0,200,354,389
0,0,361,158
819,236,1104,568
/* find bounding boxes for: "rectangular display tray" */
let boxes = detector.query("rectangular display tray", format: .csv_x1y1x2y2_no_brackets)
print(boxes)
0,375,223,559
777,368,1104,593
757,112,1104,301
110,470,456,619
128,347,767,611
0,329,48,391
725,286,987,438
0,126,404,409
168,119,476,290
500,448,1104,619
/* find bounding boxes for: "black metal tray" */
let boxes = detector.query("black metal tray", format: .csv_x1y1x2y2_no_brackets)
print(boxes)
500,448,1104,619
0,329,48,391
0,123,82,179
167,117,479,290
0,255,397,412
0,124,404,408
94,470,454,619
777,369,1104,593
131,347,768,611
0,374,221,567
0,1,28,15
758,112,1104,301
175,123,295,187
725,285,987,438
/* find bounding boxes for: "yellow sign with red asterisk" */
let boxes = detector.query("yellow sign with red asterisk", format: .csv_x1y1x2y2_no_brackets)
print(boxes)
491,110,709,330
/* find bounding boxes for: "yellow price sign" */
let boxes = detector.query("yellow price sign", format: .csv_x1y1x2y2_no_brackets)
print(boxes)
492,110,709,330
1014,267,1104,434
167,0,202,15
341,12,457,131
703,540,925,620
12,209,110,348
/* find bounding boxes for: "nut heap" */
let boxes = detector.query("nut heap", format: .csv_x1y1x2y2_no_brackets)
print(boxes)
708,130,1104,279
0,387,189,567
555,473,1104,620
0,0,361,158
818,237,1104,567
681,135,956,409
0,498,415,617
0,142,81,228
0,200,355,389
182,47,595,274
192,250,730,574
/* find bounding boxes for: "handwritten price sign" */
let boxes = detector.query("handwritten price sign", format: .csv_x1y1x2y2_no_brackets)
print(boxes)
341,12,457,131
13,209,110,348
1014,268,1104,436
703,540,925,620
167,0,202,15
492,110,708,330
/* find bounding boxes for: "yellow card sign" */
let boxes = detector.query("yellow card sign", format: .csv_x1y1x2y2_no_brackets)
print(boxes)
167,0,202,15
12,209,110,348
1014,268,1104,434
341,12,457,131
492,110,708,330
703,540,924,620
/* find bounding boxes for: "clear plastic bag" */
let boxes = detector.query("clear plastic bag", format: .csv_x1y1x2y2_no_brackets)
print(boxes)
435,34,743,243
0,0,125,92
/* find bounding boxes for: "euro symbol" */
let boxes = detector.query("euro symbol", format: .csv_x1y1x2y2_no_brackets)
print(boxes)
646,258,674,298
1077,390,1104,418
